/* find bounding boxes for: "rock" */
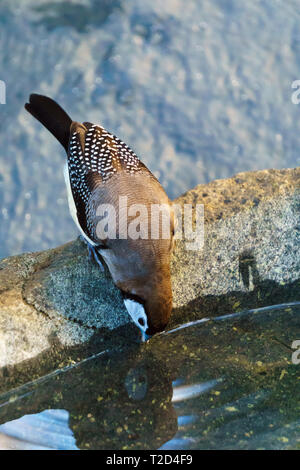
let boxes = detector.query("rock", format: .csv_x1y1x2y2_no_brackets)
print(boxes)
171,166,300,323
0,240,131,369
0,167,299,370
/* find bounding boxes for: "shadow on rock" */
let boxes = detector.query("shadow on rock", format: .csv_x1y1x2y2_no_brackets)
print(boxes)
170,250,300,327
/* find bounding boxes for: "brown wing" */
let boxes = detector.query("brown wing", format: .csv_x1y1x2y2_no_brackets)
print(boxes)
67,121,147,243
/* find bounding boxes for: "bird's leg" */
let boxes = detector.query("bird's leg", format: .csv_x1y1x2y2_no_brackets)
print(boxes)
79,235,105,272
88,244,105,272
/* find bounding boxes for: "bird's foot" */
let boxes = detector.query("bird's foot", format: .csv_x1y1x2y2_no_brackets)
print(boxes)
79,235,105,272
88,244,105,272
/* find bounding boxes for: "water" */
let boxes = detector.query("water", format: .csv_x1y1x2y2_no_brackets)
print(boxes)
0,303,299,450
1,0,300,258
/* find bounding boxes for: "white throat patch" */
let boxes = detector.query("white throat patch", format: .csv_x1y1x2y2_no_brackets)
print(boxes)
124,298,149,341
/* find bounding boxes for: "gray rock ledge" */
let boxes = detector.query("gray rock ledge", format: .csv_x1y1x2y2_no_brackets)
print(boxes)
0,167,299,368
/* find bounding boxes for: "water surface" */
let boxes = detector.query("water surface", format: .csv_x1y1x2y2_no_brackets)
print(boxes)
1,0,300,257
0,302,299,450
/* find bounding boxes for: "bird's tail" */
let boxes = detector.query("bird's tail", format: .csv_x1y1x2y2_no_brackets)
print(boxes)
25,94,72,152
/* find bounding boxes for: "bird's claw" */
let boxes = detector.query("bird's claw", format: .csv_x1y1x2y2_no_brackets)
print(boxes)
89,245,105,272
79,235,105,272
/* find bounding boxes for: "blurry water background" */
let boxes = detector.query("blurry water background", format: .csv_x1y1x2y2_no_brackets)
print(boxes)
0,0,300,258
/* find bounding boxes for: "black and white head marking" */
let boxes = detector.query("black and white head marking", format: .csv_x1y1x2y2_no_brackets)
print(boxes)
122,295,149,342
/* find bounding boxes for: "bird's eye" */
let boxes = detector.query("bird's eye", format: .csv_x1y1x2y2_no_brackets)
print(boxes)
123,298,149,334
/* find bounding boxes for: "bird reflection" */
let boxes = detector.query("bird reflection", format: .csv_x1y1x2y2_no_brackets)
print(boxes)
0,347,178,450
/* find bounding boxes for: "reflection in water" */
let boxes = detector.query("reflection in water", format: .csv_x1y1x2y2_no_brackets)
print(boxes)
0,432,52,451
172,379,221,403
125,367,148,401
0,348,178,450
0,410,77,450
0,303,299,449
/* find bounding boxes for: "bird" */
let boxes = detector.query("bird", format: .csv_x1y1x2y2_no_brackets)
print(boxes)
25,94,174,340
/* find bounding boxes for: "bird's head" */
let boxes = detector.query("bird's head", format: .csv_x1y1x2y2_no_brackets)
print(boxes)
120,263,173,340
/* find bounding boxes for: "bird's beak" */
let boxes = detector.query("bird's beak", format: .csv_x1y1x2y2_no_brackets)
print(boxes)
141,330,151,342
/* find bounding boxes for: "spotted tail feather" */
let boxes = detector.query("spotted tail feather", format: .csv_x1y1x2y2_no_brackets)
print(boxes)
25,94,72,152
